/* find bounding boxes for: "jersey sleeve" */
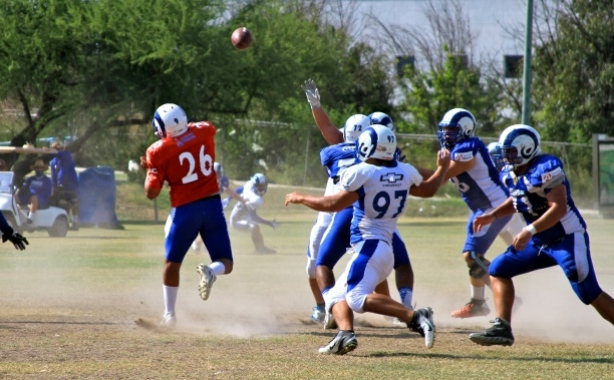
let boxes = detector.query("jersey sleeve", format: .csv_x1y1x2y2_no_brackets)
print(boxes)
406,164,423,188
190,121,217,137
451,139,477,163
145,141,165,191
339,164,369,194
527,156,566,194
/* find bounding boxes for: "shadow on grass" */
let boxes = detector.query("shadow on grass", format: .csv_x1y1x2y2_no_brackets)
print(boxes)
364,351,614,364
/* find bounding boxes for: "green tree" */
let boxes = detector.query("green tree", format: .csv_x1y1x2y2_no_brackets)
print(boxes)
532,0,614,143
396,52,504,136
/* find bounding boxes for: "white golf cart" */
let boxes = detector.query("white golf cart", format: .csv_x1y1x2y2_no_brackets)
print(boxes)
0,146,70,237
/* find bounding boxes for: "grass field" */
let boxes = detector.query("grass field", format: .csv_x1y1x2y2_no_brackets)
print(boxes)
1,184,614,379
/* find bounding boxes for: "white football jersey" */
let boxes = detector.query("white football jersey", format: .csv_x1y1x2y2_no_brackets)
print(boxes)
230,180,262,221
340,161,423,244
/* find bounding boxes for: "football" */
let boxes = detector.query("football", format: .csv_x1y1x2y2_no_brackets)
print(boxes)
231,27,252,50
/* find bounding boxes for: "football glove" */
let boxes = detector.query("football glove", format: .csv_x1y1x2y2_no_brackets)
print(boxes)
301,79,321,109
2,227,29,251
270,219,280,231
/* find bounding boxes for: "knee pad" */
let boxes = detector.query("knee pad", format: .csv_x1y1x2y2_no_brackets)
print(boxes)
345,290,367,313
468,251,491,279
306,257,316,279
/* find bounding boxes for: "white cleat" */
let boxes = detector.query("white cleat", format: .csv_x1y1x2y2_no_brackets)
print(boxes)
409,307,435,349
318,331,358,355
159,313,176,328
196,264,216,301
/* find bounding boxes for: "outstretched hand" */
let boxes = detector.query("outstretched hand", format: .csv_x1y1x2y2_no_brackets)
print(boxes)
301,79,321,109
285,192,304,206
270,219,280,231
2,227,29,251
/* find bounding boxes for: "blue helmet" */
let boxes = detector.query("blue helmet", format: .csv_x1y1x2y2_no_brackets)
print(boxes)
368,112,394,132
250,173,268,195
437,108,476,149
487,142,505,171
499,124,541,168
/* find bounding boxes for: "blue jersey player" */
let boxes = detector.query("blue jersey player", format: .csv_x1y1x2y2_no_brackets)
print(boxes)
469,124,614,346
305,115,368,325
434,108,515,319
286,125,451,354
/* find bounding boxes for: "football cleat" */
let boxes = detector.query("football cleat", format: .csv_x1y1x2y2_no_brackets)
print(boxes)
451,298,490,319
196,264,217,301
318,331,358,355
469,318,515,346
159,313,176,328
310,306,325,324
323,311,338,330
408,307,435,349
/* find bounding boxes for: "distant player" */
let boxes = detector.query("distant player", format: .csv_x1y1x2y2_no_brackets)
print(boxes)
433,108,513,319
286,125,450,354
143,103,233,327
229,173,279,253
469,124,614,346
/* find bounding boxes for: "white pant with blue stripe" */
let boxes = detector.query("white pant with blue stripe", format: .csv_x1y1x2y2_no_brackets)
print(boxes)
325,239,394,313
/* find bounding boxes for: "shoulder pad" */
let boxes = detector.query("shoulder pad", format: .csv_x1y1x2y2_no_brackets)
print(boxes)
451,139,477,162
527,155,565,190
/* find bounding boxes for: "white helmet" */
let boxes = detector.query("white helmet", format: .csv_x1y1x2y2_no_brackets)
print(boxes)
437,108,476,149
355,124,396,162
368,112,394,132
499,124,541,168
152,103,188,138
343,114,370,143
250,173,268,195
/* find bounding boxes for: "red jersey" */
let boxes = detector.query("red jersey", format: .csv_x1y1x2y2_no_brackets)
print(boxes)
145,122,219,207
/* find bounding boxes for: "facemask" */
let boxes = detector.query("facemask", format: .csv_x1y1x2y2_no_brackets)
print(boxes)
35,170,45,176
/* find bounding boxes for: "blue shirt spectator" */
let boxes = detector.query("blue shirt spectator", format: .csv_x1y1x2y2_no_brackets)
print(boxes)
50,148,79,191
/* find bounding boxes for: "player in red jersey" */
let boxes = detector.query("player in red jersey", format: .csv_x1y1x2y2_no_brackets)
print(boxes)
142,103,233,327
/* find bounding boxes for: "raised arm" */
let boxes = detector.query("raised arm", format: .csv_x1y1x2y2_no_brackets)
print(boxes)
302,79,344,145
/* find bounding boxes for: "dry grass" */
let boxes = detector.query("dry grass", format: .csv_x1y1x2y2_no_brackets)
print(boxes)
1,205,613,379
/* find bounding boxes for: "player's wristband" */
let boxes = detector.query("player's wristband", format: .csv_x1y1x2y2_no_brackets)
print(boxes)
523,224,537,235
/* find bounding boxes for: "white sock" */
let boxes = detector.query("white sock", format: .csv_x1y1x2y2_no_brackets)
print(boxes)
209,262,225,276
399,287,413,309
163,285,178,315
28,211,34,219
471,285,486,301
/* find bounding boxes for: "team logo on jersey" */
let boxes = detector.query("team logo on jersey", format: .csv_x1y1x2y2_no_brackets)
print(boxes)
454,152,473,162
541,167,562,184
380,173,404,183
342,146,355,152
